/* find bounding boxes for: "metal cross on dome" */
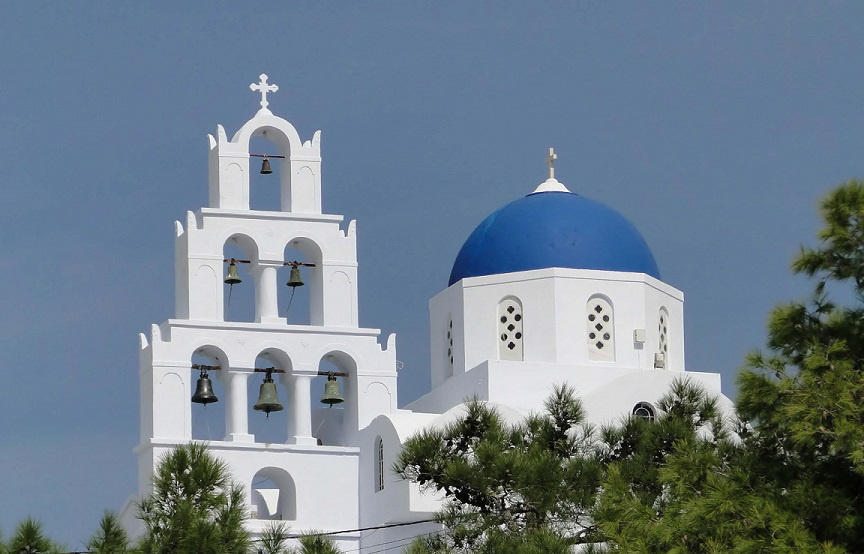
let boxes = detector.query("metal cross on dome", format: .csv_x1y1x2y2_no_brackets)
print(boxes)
546,147,558,180
250,74,279,110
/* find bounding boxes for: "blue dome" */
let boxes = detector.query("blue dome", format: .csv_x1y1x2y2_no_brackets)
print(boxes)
449,191,660,286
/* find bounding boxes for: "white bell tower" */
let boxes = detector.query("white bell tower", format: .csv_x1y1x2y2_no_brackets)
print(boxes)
121,75,398,547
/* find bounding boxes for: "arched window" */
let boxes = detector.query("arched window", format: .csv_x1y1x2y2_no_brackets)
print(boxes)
587,296,614,361
250,467,296,521
375,436,385,492
632,402,656,422
658,307,669,368
498,297,524,361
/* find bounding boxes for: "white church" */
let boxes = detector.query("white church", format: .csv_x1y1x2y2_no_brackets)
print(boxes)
118,75,732,551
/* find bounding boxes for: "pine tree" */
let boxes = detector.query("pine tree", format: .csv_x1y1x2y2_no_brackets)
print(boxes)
250,523,342,554
737,180,864,550
589,380,836,553
86,511,130,554
394,384,602,551
253,522,292,554
137,442,249,554
6,518,61,554
293,533,342,554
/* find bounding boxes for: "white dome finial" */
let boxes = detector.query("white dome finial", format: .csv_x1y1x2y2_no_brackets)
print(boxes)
534,146,570,193
250,73,278,113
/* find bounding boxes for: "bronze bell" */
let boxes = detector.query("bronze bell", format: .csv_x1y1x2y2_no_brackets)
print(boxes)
260,156,273,175
192,371,218,405
224,260,242,285
286,265,304,288
254,374,283,417
321,375,344,406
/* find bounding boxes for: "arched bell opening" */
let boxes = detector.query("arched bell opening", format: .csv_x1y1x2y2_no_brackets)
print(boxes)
222,234,259,323
311,352,355,446
190,346,228,442
248,125,294,212
250,467,296,521
280,238,323,326
248,134,285,212
247,350,291,444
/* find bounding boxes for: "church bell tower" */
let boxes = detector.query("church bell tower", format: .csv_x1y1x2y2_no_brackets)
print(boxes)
120,75,398,547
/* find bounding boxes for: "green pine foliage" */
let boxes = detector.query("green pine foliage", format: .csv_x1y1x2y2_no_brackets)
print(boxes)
86,511,130,554
590,380,835,553
223,519,343,554
737,179,864,550
293,533,342,554
253,522,292,554
6,518,62,554
137,442,250,554
394,384,602,551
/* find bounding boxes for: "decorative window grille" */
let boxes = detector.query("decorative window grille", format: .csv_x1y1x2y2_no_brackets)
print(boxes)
658,308,669,368
587,297,615,361
375,437,385,492
632,402,656,422
497,297,524,361
446,317,454,376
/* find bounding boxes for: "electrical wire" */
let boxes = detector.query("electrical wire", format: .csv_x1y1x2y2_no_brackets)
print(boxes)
344,529,445,554
317,517,438,537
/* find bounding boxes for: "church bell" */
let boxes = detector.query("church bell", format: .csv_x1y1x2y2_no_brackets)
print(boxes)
260,156,273,175
191,371,218,405
253,374,284,417
224,260,242,285
320,375,344,406
286,265,304,288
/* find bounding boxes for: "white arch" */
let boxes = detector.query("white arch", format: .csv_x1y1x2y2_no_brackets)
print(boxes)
231,115,303,154
250,466,297,521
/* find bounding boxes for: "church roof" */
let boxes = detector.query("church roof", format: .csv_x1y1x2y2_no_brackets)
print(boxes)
448,186,660,286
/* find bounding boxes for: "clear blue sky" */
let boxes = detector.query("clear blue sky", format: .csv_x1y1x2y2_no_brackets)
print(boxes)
0,2,862,547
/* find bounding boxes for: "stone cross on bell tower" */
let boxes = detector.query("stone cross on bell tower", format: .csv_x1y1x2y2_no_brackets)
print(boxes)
250,73,278,112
